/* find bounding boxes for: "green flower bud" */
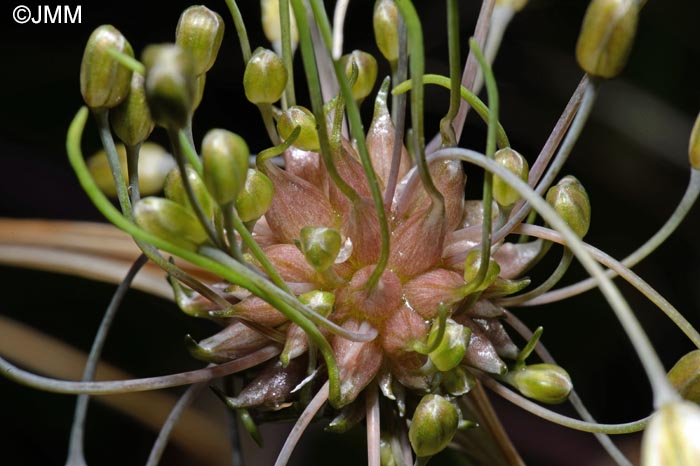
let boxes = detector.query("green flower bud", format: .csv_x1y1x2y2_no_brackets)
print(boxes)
463,249,500,292
193,74,206,112
243,48,287,104
442,366,475,396
277,106,319,151
641,400,700,466
511,363,572,404
495,0,528,12
175,5,225,75
134,197,208,251
236,169,275,222
668,350,700,403
80,25,134,109
576,0,639,79
261,0,299,52
142,44,197,129
340,50,379,102
380,435,398,466
299,227,342,272
88,142,175,197
428,319,469,372
689,112,700,170
164,165,217,220
409,394,459,457
373,0,399,64
298,290,335,317
546,175,591,238
201,129,250,205
110,73,155,146
492,148,529,206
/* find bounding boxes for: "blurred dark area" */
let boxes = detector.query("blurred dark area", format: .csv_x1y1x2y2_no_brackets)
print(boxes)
0,1,699,465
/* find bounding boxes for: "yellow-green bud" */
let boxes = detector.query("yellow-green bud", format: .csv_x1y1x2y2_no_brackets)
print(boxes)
380,435,398,466
511,363,572,404
495,0,528,12
576,0,639,79
277,106,319,151
175,5,225,75
201,129,249,205
409,394,459,457
134,197,208,251
299,227,342,272
340,50,378,102
546,175,591,238
641,400,700,466
164,165,217,220
298,290,335,317
142,44,196,129
492,147,529,206
110,73,155,146
88,142,175,197
428,319,469,372
244,48,288,104
668,350,700,404
373,0,399,64
261,0,299,52
442,366,475,396
689,112,700,170
236,169,275,222
80,25,134,109
463,249,500,292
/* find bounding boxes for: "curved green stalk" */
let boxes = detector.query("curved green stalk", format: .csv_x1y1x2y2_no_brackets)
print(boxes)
178,130,202,174
497,249,573,307
393,74,510,149
439,0,461,147
106,48,144,74
224,0,252,62
93,109,132,217
279,0,296,108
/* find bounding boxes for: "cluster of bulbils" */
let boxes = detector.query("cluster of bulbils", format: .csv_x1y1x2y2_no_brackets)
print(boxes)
78,0,686,463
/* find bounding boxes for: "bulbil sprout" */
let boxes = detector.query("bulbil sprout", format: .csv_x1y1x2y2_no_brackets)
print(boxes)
277,105,320,151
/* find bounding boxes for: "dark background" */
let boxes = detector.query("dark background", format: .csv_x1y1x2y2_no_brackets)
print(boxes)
1,1,699,465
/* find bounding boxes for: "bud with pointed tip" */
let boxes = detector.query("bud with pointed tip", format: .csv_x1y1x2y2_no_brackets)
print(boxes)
201,129,249,205
576,0,639,79
641,400,700,466
493,148,529,206
134,197,208,251
110,73,155,146
463,249,500,292
373,0,399,64
175,5,225,75
244,48,287,104
510,363,572,404
88,142,175,197
546,175,591,238
689,113,700,170
261,0,299,53
428,320,469,372
236,169,274,222
80,25,134,109
668,350,700,403
409,394,459,457
164,165,217,220
340,50,378,102
277,106,320,151
298,227,342,272
142,44,197,129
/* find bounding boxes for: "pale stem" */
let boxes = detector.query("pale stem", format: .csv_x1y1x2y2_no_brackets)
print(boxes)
471,4,515,97
366,382,381,466
331,0,350,60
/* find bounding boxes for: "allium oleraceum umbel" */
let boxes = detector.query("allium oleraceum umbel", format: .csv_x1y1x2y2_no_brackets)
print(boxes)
2,0,700,465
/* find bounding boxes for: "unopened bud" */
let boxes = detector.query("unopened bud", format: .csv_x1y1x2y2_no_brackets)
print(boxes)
511,363,572,404
428,319,469,372
175,5,225,75
134,197,208,250
236,169,274,222
442,366,475,396
493,147,529,206
463,249,500,292
88,142,175,197
546,175,591,238
668,350,700,404
576,0,639,79
298,290,335,317
164,165,217,220
340,50,378,102
244,48,287,104
409,394,459,457
202,129,249,205
641,400,700,466
110,73,155,146
373,0,399,64
689,113,700,170
277,106,319,151
261,0,299,53
143,44,197,129
80,25,134,109
299,227,342,272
